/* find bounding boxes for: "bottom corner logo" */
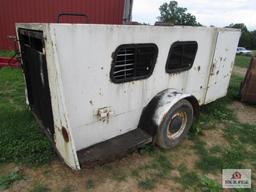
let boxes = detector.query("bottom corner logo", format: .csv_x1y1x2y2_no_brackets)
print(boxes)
222,169,251,189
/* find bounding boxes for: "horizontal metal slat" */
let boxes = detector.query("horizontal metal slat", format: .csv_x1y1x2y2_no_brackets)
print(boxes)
115,59,134,63
114,63,134,68
114,73,134,79
113,68,134,74
117,53,135,57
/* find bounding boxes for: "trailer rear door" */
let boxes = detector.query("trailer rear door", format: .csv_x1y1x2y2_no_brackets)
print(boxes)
204,30,240,103
18,29,54,137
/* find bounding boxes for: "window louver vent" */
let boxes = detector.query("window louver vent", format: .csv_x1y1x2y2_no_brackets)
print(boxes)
110,44,158,83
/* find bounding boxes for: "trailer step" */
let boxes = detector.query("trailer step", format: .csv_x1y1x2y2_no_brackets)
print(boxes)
77,129,152,167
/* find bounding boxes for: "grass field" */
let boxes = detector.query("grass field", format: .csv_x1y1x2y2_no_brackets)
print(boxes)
235,50,256,68
0,68,55,165
0,50,255,191
235,55,251,68
0,50,15,57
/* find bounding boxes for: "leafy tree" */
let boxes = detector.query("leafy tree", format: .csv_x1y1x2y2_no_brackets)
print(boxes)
159,1,201,26
228,23,248,33
227,23,255,49
251,30,256,49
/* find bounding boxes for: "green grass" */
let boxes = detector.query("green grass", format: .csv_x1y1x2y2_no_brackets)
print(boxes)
235,55,251,68
176,164,200,189
31,183,51,192
86,179,95,190
0,50,15,57
111,169,127,182
184,72,255,191
187,74,256,191
0,68,55,165
138,178,155,190
0,169,23,190
61,185,75,192
132,149,172,190
194,140,223,172
200,176,222,192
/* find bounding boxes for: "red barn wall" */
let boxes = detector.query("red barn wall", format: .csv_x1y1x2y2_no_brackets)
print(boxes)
0,0,125,50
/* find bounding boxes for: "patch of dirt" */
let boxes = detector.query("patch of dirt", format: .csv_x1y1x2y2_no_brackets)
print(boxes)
171,139,200,170
202,123,229,149
206,173,222,187
153,182,183,192
229,101,256,125
0,163,17,177
2,139,197,192
233,66,247,77
6,153,153,192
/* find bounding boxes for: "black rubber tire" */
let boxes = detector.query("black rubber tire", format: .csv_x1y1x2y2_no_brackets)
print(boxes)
155,99,193,149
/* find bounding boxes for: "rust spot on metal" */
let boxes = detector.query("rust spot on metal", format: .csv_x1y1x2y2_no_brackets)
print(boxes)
62,127,69,142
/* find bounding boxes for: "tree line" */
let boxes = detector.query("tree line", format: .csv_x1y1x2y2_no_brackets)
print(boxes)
159,1,256,49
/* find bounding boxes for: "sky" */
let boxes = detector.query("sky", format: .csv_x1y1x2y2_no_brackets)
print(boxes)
132,0,256,31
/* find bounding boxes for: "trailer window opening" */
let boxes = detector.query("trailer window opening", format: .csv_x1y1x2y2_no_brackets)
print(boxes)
110,44,158,83
166,41,198,73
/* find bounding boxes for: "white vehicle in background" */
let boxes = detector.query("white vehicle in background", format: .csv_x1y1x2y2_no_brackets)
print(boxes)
236,47,253,56
16,23,240,170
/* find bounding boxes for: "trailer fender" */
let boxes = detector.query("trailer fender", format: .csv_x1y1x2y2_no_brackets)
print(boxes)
138,89,199,138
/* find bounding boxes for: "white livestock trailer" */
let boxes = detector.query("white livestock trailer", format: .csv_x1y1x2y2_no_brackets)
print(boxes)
16,24,240,170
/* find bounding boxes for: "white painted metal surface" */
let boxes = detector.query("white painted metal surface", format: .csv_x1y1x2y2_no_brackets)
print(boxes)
16,24,240,169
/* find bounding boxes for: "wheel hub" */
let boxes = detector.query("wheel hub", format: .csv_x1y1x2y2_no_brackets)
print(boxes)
167,111,188,140
169,116,183,133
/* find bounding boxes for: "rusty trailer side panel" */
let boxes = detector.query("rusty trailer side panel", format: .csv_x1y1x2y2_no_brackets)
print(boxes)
240,57,256,104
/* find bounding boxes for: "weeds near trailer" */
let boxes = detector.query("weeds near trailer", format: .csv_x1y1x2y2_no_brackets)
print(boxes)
176,164,200,188
86,179,95,190
31,183,51,192
111,169,127,182
191,74,243,135
0,169,23,190
188,73,256,189
200,176,222,192
0,68,55,165
132,149,172,190
61,185,75,192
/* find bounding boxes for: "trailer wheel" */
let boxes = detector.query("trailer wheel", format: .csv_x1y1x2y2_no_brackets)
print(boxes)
156,99,193,149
